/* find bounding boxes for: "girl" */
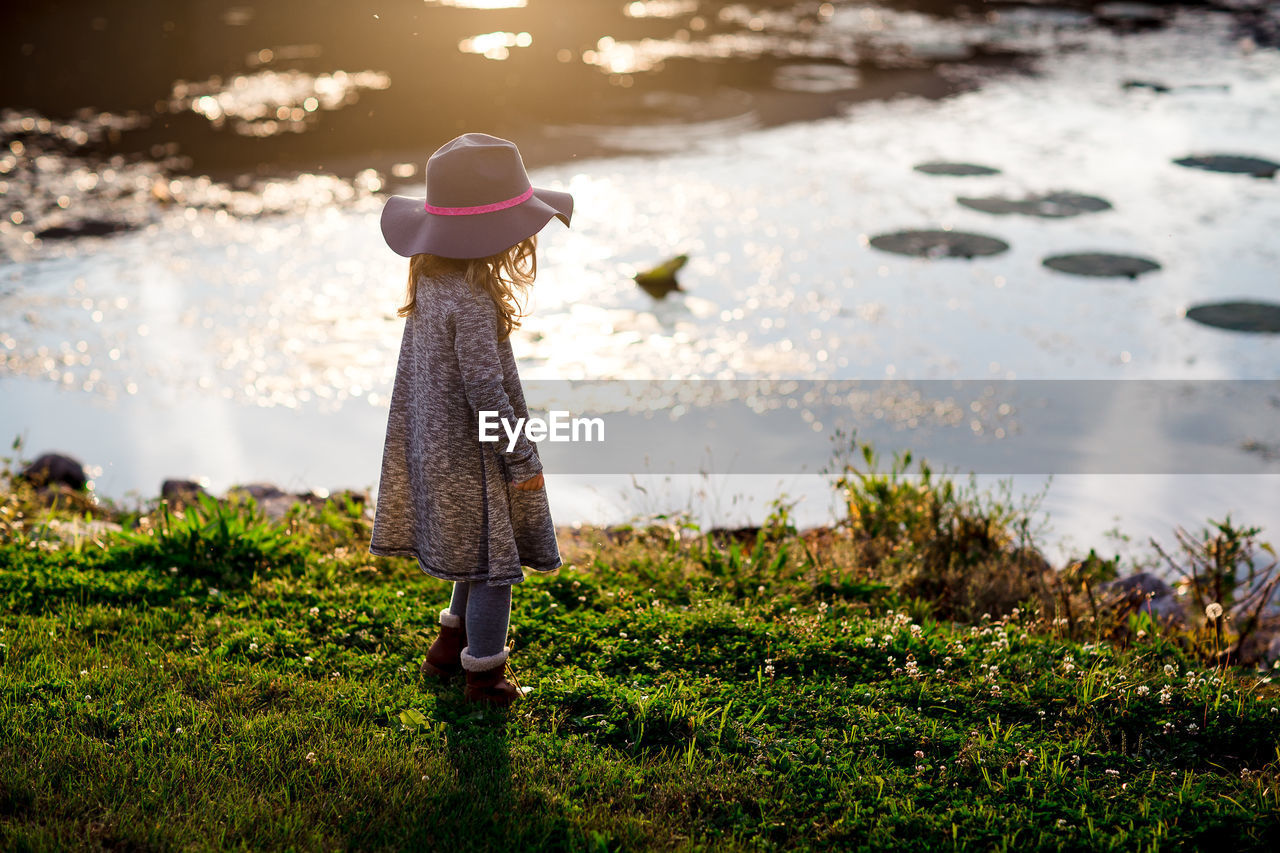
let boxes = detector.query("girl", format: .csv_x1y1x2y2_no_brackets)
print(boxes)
369,133,573,708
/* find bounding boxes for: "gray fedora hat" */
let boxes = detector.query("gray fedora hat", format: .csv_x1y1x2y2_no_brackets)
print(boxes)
380,133,573,259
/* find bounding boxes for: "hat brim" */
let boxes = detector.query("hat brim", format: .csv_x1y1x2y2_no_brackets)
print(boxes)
380,187,573,259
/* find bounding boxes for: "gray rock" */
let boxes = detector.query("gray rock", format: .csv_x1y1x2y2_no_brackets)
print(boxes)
1265,634,1280,669
329,489,369,507
21,453,87,490
1099,571,1187,627
161,479,208,504
259,495,301,521
228,482,289,501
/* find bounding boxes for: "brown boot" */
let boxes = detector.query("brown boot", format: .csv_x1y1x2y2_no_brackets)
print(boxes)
421,609,467,680
462,646,520,707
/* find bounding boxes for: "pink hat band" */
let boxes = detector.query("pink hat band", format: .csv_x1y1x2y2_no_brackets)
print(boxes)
423,186,534,216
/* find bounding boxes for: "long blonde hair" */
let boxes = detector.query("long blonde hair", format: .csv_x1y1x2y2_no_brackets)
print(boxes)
397,235,537,339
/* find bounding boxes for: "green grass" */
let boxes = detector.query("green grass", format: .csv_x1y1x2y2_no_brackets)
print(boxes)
1,461,1279,851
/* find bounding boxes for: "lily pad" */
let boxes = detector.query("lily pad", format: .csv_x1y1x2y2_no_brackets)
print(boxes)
1185,300,1280,333
1122,79,1171,93
1095,2,1169,28
36,219,133,240
957,192,1112,218
869,230,1010,259
1042,253,1161,278
1173,155,1279,178
913,162,1001,177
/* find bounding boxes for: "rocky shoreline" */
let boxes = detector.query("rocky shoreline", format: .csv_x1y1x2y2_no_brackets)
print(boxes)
10,448,1280,672
14,450,368,520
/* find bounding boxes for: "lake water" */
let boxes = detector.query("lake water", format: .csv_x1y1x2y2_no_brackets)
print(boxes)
2,2,1278,567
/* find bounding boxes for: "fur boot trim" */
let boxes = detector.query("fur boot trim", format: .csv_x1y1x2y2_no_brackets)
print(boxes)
439,608,462,628
460,645,510,672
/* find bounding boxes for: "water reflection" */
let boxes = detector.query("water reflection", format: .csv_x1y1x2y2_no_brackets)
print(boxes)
433,0,528,8
169,69,391,136
458,31,534,61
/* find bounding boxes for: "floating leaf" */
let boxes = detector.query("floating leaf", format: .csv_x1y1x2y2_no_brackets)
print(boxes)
957,192,1111,218
1041,253,1161,278
913,162,1001,177
1185,300,1280,333
869,230,1009,259
1173,155,1279,178
635,253,689,298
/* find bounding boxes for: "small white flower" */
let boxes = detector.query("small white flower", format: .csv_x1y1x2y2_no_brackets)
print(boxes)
1164,664,1176,677
1057,819,1067,828
304,656,314,663
619,632,628,639
396,590,405,598
1137,685,1150,696
305,752,317,763
174,727,183,734
249,642,258,651
80,669,89,676
309,606,320,616
1105,769,1119,777
1205,602,1223,620
914,750,925,759
1187,723,1199,733
168,566,178,574
83,694,91,701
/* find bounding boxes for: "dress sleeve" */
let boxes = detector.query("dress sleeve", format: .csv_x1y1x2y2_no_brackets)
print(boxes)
452,293,543,483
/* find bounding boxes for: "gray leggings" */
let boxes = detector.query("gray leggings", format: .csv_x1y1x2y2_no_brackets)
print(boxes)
447,581,511,658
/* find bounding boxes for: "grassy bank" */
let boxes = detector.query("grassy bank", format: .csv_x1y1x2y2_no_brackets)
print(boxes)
1,448,1278,851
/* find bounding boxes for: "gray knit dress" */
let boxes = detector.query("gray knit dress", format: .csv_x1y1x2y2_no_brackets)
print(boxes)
369,270,561,586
